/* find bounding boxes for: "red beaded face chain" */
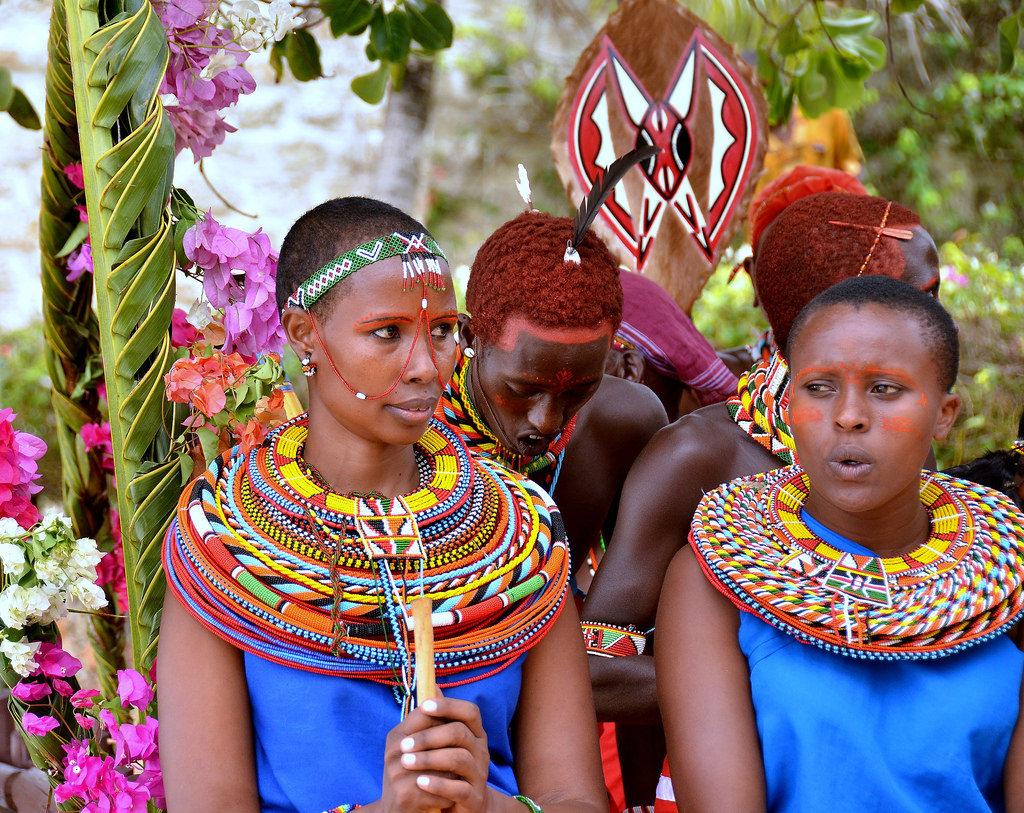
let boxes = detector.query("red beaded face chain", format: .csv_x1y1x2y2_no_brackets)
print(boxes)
292,232,453,401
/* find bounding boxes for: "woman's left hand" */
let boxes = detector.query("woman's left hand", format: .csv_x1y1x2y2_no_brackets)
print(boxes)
398,696,491,813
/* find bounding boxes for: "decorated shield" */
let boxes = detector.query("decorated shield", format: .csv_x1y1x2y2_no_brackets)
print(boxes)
552,0,767,313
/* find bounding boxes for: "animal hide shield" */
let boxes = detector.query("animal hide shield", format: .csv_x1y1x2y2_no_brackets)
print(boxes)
552,0,767,313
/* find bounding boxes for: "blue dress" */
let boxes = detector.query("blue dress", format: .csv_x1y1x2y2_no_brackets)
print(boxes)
738,512,1024,813
245,652,524,813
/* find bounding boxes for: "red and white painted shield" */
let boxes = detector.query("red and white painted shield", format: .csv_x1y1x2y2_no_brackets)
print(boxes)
552,0,767,312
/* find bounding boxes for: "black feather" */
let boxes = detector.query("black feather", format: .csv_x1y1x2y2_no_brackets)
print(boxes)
570,144,660,253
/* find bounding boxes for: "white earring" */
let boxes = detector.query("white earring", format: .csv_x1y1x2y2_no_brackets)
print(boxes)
463,347,476,359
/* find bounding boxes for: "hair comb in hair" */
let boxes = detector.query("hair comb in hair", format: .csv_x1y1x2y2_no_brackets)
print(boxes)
564,144,660,264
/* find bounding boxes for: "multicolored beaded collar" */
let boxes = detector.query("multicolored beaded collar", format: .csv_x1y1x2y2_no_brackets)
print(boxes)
286,231,448,310
691,467,1024,659
726,340,798,466
438,354,577,488
164,415,568,704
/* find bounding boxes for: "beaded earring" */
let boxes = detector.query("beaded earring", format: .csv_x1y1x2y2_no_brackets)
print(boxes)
301,353,317,378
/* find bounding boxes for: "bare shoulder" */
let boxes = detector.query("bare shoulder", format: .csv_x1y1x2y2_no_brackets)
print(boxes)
577,374,669,448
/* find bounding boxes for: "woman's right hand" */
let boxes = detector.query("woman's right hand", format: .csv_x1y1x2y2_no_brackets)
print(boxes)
376,696,491,813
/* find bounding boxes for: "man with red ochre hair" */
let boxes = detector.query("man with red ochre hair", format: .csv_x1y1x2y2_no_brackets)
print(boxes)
581,187,942,810
440,210,668,592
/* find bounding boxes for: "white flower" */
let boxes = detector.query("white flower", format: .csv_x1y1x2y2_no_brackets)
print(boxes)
33,556,64,585
0,584,59,629
0,636,41,678
187,298,215,330
70,578,107,612
237,29,265,51
36,584,66,626
0,517,26,539
0,542,27,580
65,537,103,575
203,48,242,79
268,0,303,41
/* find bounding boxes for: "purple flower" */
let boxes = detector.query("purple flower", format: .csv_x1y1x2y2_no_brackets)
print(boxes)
117,669,154,709
12,681,52,702
66,239,94,282
22,712,60,736
112,716,159,763
34,642,83,679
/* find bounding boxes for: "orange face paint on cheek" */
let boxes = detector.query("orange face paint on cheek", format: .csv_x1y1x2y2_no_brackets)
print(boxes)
881,416,915,433
790,406,823,426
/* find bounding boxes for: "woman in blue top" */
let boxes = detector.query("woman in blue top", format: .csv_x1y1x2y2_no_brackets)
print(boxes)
656,275,1024,813
158,197,605,813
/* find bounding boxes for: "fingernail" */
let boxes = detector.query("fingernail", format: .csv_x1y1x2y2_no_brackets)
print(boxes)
400,737,415,752
401,753,416,767
416,774,430,789
422,699,437,712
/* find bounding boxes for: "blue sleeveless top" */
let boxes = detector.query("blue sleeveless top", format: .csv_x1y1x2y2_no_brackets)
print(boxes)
739,512,1024,813
245,652,524,813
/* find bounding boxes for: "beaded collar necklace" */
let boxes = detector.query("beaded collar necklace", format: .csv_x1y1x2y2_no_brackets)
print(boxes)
439,354,578,480
165,415,569,708
691,466,1024,660
726,342,798,466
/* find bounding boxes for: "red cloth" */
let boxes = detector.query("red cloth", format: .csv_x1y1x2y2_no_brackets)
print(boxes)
601,722,627,813
616,271,738,405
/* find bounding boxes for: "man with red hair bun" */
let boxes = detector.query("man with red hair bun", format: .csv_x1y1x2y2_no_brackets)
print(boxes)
581,186,942,810
441,209,668,590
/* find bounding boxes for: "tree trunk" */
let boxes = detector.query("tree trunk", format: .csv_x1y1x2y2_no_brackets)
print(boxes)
373,55,434,215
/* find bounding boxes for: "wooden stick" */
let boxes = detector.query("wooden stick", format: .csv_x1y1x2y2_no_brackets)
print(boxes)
411,596,441,813
411,596,437,704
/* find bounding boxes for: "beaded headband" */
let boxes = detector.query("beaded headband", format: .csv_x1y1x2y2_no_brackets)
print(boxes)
287,231,448,310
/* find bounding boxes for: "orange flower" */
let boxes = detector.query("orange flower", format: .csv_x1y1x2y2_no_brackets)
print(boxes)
164,362,203,404
234,418,268,453
191,379,227,418
254,389,287,427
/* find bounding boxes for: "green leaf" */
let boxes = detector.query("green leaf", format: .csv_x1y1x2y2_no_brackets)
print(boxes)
351,60,390,104
408,1,453,51
890,0,925,12
320,0,375,37
0,68,13,110
371,8,412,63
832,33,887,72
269,39,286,82
777,17,809,57
821,9,877,38
55,220,90,258
390,60,407,93
285,30,323,82
998,12,1021,73
795,56,831,118
7,88,41,130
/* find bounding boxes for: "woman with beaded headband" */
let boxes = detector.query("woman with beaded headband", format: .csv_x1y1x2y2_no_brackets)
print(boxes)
158,197,605,813
656,276,1024,812
580,182,946,804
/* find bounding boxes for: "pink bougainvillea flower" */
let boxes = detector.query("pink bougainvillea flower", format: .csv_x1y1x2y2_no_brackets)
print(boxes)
70,688,101,709
74,713,95,730
171,307,200,348
80,422,112,455
12,681,52,702
63,163,85,190
0,408,47,529
74,204,89,223
112,716,159,763
22,712,60,736
55,740,111,803
190,378,228,418
65,239,93,282
52,678,74,697
33,642,83,679
164,360,205,403
116,669,155,709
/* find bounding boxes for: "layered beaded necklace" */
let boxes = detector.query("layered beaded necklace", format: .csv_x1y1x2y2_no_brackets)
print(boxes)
165,415,569,708
439,354,577,491
726,339,798,466
691,467,1024,659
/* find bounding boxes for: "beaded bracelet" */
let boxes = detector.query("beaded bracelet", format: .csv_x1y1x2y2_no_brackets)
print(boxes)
581,620,647,657
515,794,544,813
326,805,361,812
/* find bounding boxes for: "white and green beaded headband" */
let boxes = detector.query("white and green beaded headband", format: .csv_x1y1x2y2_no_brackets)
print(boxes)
287,231,448,310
